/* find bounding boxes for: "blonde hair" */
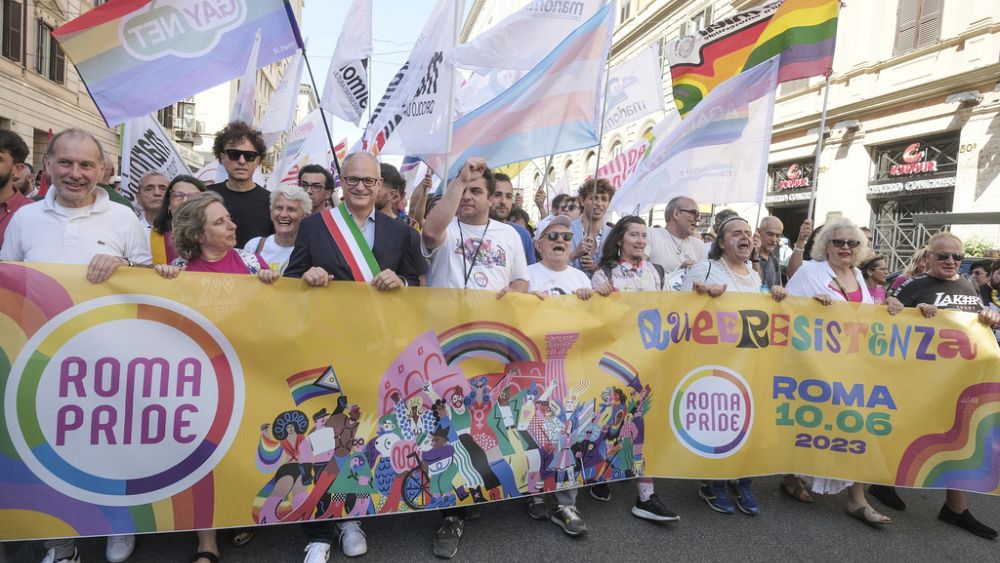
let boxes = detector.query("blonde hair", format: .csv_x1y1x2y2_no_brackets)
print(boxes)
172,191,225,261
810,217,869,267
904,247,929,277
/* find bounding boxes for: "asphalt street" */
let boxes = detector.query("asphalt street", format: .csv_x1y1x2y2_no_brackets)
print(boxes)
5,476,1000,562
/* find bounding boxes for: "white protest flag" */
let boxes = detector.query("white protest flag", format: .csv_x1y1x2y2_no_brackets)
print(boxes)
611,56,779,214
120,115,191,204
267,109,335,192
320,0,372,125
261,46,307,147
603,43,665,132
595,112,679,190
361,0,457,156
230,29,263,125
399,157,428,202
450,0,603,118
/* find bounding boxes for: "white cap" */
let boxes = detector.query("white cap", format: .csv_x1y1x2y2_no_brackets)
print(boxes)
534,214,573,241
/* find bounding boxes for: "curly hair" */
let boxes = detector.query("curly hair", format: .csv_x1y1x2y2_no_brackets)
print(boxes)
171,191,225,261
599,215,646,270
212,121,266,160
577,177,614,201
810,216,869,266
271,410,309,440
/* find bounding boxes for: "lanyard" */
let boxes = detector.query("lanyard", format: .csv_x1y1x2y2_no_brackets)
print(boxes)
458,219,490,288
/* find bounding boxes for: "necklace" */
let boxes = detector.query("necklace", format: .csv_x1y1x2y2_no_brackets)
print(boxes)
715,258,758,290
458,219,490,288
665,229,692,259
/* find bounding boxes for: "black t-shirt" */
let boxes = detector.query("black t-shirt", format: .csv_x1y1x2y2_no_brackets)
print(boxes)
893,274,985,313
207,182,274,247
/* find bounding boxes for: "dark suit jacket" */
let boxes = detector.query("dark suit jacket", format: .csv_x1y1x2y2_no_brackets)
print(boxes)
284,209,427,285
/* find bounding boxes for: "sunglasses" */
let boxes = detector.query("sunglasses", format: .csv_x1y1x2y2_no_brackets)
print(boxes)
343,176,380,188
678,208,700,219
224,149,259,162
543,231,574,242
934,252,964,262
830,239,861,249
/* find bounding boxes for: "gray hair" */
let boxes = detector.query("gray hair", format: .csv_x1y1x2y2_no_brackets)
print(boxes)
172,191,225,261
663,196,691,223
139,170,168,186
46,128,106,162
810,216,869,265
271,184,313,215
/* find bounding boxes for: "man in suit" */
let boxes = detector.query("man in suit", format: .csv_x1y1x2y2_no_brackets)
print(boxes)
284,151,426,289
284,151,425,561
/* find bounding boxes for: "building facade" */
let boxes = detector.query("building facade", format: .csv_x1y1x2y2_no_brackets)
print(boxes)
0,0,118,172
467,0,1000,269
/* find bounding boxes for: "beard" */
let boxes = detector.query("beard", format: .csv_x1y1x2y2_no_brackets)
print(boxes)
0,172,11,190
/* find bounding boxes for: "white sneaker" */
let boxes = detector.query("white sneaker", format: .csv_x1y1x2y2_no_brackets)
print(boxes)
302,542,331,563
41,548,80,563
336,520,367,557
105,534,135,563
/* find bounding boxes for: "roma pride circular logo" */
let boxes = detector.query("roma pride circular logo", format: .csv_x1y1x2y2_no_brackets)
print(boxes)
670,366,753,458
4,295,244,506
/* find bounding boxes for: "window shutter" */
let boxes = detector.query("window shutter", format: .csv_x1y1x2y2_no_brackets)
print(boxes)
703,3,713,25
915,0,942,49
5,1,23,62
679,21,688,38
893,0,919,54
53,42,65,83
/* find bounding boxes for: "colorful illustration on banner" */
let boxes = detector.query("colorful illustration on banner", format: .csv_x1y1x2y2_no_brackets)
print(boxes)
250,321,654,521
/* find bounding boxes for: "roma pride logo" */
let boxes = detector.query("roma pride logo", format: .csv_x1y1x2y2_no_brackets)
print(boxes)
120,0,248,61
670,366,753,458
4,295,244,506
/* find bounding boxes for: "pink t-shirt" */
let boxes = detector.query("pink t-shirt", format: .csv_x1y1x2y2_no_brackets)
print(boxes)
184,248,269,274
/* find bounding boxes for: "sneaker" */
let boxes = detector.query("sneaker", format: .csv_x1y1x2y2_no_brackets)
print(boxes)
729,480,760,516
698,482,735,514
303,542,331,563
336,520,368,557
433,516,464,559
631,494,680,522
550,505,587,537
868,484,906,511
106,534,135,562
938,505,999,539
589,483,611,502
41,548,80,563
526,497,549,521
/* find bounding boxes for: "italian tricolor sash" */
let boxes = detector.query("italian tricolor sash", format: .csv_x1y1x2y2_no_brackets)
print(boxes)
321,204,381,282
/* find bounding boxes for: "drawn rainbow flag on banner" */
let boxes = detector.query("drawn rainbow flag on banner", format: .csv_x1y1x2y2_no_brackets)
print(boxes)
669,0,838,116
438,321,542,366
286,367,338,405
598,352,643,393
53,0,303,126
895,383,1000,493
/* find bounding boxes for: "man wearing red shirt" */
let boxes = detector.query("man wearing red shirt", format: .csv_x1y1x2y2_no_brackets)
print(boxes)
0,129,31,251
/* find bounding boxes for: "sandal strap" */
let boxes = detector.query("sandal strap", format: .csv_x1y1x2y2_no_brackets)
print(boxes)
191,551,220,563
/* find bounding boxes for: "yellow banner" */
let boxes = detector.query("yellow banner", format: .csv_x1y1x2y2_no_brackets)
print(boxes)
1,263,998,540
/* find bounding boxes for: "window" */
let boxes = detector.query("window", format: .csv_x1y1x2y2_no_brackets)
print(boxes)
36,20,64,83
619,0,632,23
2,0,22,62
678,5,713,38
610,141,624,158
156,104,175,129
779,78,809,96
894,0,942,55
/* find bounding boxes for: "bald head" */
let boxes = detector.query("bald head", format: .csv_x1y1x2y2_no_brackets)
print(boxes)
757,216,784,254
342,151,380,172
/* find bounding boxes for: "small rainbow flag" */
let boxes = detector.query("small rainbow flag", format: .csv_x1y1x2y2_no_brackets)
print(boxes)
286,366,340,406
666,0,839,116
53,0,303,126
598,352,643,393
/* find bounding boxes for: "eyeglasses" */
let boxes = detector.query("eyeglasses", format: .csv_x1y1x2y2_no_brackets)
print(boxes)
830,239,861,249
343,176,380,188
299,182,328,192
678,208,700,219
934,252,964,262
224,149,260,162
544,231,574,242
170,191,199,201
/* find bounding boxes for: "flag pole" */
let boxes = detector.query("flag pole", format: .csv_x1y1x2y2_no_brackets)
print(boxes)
584,56,613,237
302,48,342,177
440,0,466,184
805,71,832,221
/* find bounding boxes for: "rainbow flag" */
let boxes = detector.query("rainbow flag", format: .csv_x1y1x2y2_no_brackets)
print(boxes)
666,0,838,116
286,366,339,406
53,0,303,126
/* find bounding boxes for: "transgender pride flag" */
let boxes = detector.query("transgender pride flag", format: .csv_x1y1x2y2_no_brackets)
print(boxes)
53,0,303,126
422,1,614,180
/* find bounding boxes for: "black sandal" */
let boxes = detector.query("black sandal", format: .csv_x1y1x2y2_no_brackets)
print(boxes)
191,551,220,563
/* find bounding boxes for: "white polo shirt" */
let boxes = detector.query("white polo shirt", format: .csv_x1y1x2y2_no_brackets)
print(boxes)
0,187,152,265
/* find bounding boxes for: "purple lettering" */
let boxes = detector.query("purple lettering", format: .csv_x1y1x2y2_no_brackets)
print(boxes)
59,357,87,398
173,404,197,443
94,357,120,397
56,405,84,445
176,358,202,396
141,405,167,444
91,405,117,445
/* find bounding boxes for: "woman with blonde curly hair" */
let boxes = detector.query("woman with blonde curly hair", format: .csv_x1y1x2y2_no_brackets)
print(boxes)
784,217,890,527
